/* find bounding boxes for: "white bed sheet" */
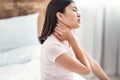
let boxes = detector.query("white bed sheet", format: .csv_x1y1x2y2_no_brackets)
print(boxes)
0,59,40,80
0,44,41,80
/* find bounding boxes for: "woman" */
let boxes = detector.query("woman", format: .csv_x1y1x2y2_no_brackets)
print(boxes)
39,0,109,80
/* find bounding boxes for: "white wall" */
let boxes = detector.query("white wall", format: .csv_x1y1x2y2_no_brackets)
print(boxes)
74,0,120,77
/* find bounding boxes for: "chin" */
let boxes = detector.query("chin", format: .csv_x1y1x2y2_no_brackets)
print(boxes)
71,26,79,29
75,25,80,28
77,24,80,28
69,24,80,29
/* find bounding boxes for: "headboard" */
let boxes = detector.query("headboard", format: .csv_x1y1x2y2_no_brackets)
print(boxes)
0,0,51,36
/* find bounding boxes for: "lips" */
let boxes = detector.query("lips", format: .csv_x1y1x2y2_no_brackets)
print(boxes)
78,19,80,23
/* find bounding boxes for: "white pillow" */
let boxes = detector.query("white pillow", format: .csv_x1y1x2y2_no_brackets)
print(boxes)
0,13,39,52
0,44,41,66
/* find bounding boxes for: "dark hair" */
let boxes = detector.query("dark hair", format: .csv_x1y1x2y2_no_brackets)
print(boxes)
39,0,73,44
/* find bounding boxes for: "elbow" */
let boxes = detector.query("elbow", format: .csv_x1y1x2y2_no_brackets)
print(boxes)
85,68,91,74
80,67,92,75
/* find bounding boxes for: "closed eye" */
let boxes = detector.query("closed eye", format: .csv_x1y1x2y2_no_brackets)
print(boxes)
73,7,78,12
73,9,77,12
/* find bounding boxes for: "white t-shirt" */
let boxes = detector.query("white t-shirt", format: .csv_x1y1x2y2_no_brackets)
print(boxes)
40,34,86,80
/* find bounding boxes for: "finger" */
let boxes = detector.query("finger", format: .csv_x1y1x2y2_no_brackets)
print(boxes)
55,26,65,33
54,27,63,35
58,23,67,28
57,24,65,30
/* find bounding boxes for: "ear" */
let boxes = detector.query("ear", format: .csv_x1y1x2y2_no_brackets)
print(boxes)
56,12,64,22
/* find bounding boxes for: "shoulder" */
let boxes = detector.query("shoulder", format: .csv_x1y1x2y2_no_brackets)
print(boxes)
44,34,64,47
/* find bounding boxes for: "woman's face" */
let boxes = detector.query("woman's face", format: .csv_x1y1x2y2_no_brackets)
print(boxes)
60,2,81,29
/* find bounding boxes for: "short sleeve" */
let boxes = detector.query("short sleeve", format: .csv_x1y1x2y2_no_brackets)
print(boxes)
46,44,67,63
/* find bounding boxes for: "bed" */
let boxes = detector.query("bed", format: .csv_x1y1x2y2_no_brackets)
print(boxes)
0,1,88,80
0,0,46,79
0,13,41,80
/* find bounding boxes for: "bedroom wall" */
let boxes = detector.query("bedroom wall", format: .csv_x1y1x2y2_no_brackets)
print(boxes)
0,0,51,36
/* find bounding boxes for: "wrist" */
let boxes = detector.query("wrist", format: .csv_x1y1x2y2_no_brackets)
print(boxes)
68,34,75,43
100,76,110,80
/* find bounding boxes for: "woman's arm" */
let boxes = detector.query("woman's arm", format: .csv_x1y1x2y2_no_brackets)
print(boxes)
81,48,110,80
54,23,91,74
68,34,91,73
69,36,109,79
55,52,91,75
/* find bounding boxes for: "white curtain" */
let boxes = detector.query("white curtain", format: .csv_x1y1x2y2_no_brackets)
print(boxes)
74,0,120,76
